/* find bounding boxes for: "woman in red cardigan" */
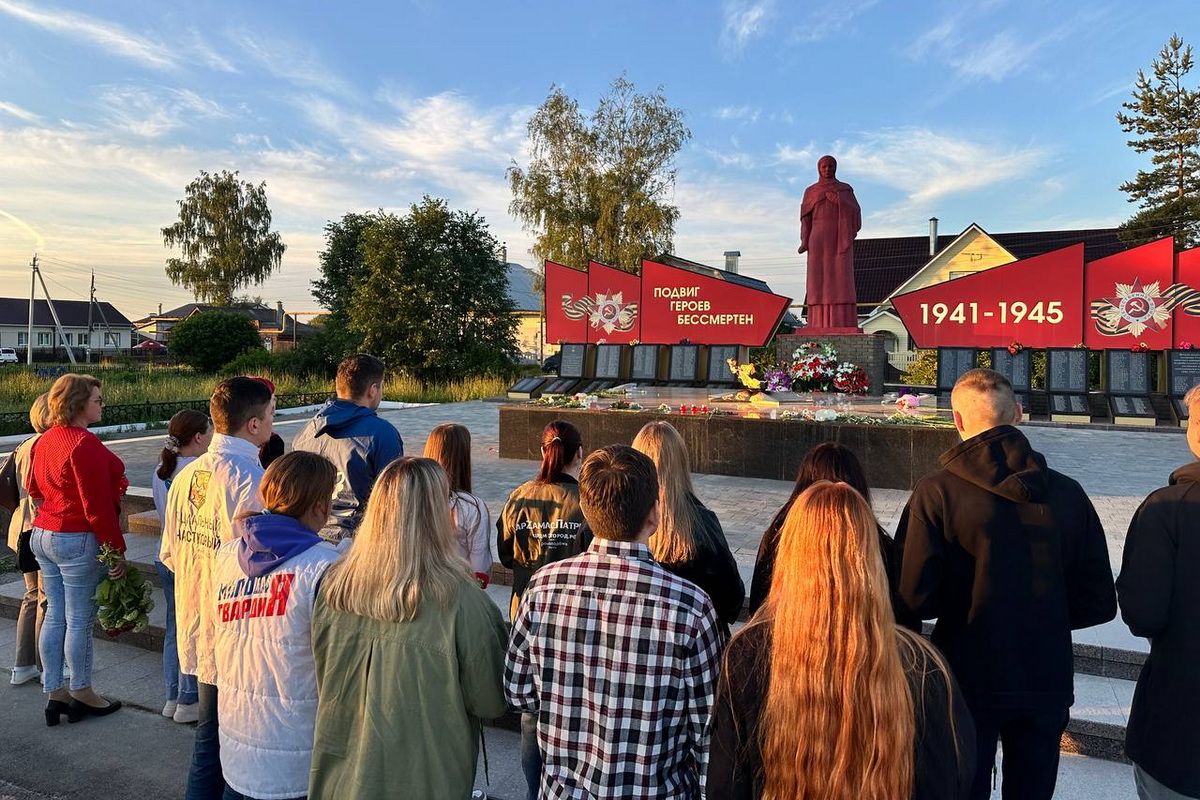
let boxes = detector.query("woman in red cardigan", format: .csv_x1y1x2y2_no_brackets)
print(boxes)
28,373,128,726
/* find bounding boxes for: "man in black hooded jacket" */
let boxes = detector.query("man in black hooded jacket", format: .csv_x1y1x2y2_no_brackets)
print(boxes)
896,368,1116,800
1117,384,1200,800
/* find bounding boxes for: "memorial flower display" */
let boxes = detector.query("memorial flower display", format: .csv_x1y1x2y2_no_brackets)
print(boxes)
1007,340,1025,355
788,341,870,395
1179,341,1195,350
764,368,793,392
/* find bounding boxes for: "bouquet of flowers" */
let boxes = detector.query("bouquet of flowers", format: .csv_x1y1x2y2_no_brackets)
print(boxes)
790,341,840,391
764,368,793,392
1007,341,1025,355
833,363,870,395
94,544,154,638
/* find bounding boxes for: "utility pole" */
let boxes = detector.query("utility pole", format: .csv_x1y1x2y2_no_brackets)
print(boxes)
26,254,35,365
86,270,95,363
33,264,76,365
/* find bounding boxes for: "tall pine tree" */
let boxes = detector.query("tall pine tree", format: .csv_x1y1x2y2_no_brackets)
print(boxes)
1116,34,1200,249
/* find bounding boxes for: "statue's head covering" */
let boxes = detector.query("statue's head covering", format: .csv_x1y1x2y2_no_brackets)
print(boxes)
817,154,837,177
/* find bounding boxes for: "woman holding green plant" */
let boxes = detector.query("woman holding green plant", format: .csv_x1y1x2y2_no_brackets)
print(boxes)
27,373,128,725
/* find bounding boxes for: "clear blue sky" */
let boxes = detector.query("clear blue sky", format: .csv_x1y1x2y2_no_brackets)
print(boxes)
0,0,1191,315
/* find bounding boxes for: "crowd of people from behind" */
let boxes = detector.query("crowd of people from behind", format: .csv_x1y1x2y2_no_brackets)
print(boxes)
3,352,1198,800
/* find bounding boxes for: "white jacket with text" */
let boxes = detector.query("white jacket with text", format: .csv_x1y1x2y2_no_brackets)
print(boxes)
159,434,264,684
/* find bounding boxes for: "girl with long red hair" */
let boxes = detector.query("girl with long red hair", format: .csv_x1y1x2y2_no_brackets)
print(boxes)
707,481,976,799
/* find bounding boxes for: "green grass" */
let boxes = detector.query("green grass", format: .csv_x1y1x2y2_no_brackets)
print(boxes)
0,365,507,413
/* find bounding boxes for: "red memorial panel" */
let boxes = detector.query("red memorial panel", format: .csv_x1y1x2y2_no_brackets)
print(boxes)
584,261,642,344
1084,238,1175,350
1175,247,1200,347
892,245,1086,349
639,259,790,346
544,261,589,344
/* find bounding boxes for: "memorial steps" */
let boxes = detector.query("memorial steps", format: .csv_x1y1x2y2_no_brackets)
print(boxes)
0,516,1146,767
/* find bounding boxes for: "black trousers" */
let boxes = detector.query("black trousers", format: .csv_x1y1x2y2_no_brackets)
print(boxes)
969,705,1070,800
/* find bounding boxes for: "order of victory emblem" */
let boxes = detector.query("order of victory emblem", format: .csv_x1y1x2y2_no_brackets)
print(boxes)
561,290,638,334
188,470,212,510
1090,278,1200,338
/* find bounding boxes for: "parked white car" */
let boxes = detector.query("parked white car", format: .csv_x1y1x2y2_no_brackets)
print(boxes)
0,348,18,364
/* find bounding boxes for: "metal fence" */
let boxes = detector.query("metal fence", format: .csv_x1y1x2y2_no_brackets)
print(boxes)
0,391,332,437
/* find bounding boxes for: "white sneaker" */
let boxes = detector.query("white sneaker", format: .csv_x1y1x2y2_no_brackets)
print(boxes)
173,702,199,724
162,700,178,718
10,665,40,685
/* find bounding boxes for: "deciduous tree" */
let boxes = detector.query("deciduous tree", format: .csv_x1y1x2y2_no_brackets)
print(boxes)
508,75,691,272
347,197,517,383
1116,34,1200,248
162,170,287,304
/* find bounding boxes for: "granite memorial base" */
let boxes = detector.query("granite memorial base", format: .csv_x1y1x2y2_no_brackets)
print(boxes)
499,405,960,490
775,333,888,396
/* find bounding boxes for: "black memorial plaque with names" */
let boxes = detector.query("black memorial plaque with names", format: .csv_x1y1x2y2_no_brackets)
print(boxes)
511,377,541,392
1168,350,1200,397
1046,349,1089,394
706,345,739,383
669,345,699,382
1112,395,1154,417
631,345,660,381
559,344,586,379
937,348,976,390
990,348,1032,392
1105,350,1151,395
594,345,623,380
1050,394,1090,415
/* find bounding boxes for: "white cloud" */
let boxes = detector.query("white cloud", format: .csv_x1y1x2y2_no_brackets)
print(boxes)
791,0,879,44
835,127,1051,224
720,0,774,56
714,105,761,122
186,29,238,74
0,0,176,70
96,85,229,138
228,27,351,96
774,143,816,165
0,88,538,314
0,99,39,122
904,3,1070,83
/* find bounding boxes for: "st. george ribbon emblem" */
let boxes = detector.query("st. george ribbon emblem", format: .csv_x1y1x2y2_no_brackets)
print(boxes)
561,291,638,334
1090,278,1200,337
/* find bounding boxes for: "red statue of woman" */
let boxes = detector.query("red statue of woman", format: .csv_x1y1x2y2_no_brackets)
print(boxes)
798,155,862,331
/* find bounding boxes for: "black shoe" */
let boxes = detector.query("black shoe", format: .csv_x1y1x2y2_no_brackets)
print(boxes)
45,699,70,727
67,697,122,723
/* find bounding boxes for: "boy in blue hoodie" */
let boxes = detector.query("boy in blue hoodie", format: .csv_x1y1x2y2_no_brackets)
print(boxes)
292,354,403,541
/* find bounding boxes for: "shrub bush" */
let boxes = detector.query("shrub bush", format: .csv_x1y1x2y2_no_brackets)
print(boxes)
169,311,264,373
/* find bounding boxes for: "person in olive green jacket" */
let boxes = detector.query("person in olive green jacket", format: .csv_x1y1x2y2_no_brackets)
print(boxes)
308,457,507,800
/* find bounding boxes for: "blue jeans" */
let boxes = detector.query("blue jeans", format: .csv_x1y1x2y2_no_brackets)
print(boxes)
521,711,542,800
30,529,103,693
222,789,305,800
186,682,223,800
1135,764,1199,799
154,561,198,705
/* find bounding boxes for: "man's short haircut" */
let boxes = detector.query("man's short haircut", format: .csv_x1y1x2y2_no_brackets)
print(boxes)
1186,384,1200,417
952,368,1018,424
210,376,273,435
336,353,386,399
579,445,659,541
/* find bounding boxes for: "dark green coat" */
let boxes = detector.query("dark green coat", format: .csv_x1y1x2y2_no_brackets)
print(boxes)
308,578,507,799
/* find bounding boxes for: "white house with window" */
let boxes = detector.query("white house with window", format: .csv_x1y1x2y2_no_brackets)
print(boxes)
0,298,132,356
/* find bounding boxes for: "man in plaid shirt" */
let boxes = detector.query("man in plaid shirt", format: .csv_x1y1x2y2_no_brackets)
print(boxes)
505,445,725,799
